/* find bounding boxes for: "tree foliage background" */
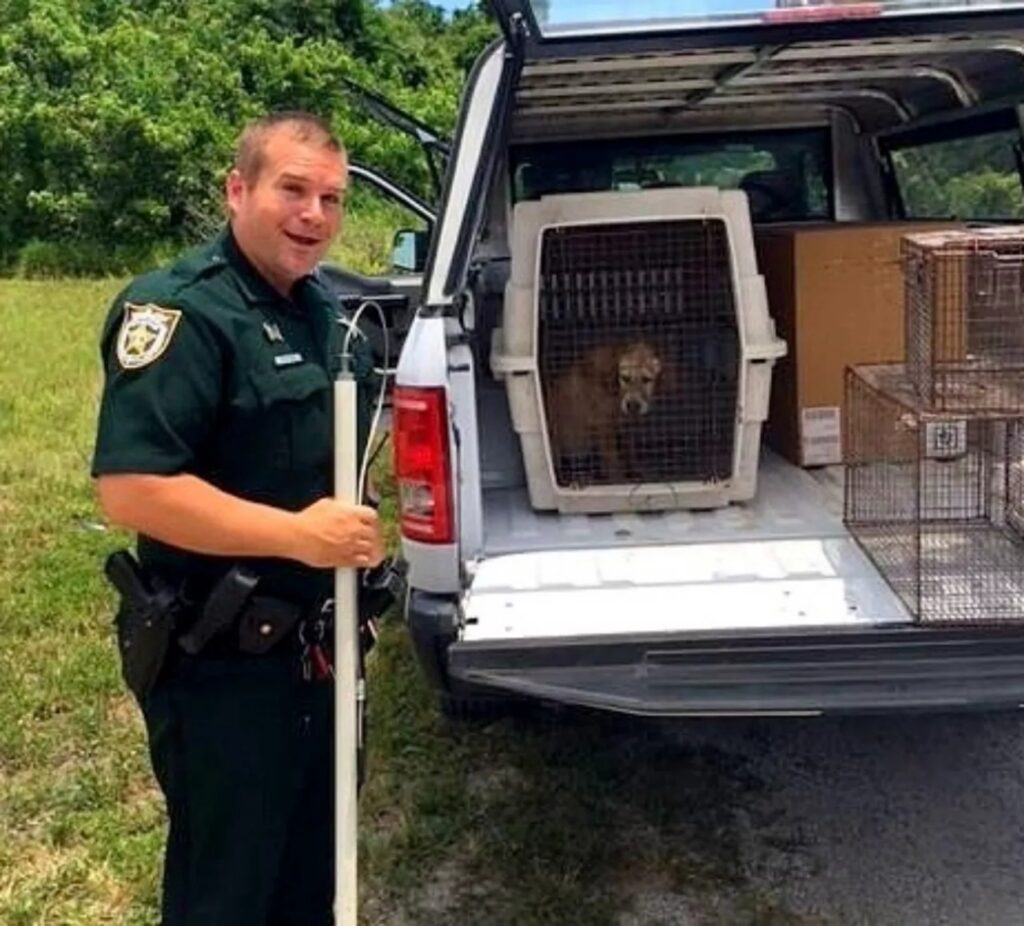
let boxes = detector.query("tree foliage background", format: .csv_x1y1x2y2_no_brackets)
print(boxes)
0,0,496,274
3,1,1023,276
892,128,1024,221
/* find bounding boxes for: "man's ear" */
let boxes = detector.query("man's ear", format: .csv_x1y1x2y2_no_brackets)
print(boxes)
225,168,245,216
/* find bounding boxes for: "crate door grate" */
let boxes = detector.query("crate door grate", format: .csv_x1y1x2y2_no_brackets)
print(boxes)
538,218,739,491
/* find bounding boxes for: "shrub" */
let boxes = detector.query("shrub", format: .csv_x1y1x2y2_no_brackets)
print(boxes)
0,0,497,276
18,239,167,279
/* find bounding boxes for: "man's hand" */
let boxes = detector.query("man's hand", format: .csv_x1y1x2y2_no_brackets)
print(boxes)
96,473,386,568
292,499,384,569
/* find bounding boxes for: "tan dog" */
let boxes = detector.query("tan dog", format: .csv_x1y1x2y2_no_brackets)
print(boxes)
546,340,663,483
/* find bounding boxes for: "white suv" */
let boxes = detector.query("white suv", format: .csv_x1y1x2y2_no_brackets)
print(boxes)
385,0,1024,718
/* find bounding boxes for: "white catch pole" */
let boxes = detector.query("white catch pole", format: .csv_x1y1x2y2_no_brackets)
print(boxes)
334,370,359,926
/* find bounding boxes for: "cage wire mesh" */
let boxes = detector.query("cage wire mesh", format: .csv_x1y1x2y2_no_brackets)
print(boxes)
537,218,740,490
904,229,1024,413
845,364,1024,624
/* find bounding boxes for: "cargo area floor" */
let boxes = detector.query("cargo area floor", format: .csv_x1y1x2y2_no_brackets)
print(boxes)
465,454,909,641
480,453,844,555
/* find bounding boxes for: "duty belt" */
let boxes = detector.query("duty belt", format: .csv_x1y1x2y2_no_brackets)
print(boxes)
179,565,312,657
106,552,405,696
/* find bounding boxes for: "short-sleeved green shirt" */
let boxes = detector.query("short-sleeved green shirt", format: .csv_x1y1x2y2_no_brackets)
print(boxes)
93,228,349,604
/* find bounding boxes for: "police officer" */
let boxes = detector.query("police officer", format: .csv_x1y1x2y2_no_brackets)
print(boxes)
92,112,384,925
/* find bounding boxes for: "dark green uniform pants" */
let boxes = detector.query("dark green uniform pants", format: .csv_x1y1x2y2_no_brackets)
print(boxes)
143,650,334,926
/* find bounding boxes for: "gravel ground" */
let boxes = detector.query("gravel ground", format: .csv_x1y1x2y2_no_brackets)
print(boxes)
645,710,1024,925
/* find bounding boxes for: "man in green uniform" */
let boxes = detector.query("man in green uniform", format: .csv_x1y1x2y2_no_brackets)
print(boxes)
92,112,384,925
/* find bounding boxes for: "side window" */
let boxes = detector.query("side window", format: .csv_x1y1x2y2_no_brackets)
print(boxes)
889,124,1024,221
328,174,430,276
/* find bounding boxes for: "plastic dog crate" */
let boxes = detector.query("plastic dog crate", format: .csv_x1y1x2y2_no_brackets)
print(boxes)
490,188,787,514
904,227,1024,413
845,364,1024,624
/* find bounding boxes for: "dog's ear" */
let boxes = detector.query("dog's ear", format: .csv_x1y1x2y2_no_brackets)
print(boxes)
593,346,620,395
605,362,621,395
648,356,663,378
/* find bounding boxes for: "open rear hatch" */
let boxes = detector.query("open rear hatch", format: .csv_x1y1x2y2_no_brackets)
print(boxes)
487,0,1024,141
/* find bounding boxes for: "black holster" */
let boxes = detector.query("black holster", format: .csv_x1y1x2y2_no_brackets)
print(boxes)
179,565,303,656
105,550,180,701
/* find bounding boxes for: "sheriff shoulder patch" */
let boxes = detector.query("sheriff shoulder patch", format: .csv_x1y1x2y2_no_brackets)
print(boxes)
115,303,183,370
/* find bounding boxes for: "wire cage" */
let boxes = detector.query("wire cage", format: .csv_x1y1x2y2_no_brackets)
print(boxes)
538,218,740,490
492,187,787,514
845,364,1024,624
904,228,1024,413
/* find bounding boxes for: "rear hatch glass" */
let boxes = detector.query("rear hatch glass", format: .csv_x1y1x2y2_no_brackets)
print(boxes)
501,0,1024,37
512,127,832,223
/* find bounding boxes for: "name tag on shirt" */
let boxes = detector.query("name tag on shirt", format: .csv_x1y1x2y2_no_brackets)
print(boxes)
273,352,304,368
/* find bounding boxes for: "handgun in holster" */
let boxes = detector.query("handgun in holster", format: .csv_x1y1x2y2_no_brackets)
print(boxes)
105,550,181,701
178,565,260,655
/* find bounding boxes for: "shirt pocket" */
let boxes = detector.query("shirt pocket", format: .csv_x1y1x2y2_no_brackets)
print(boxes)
248,362,332,473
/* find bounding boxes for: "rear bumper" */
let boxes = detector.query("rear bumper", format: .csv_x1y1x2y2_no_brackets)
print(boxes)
445,624,1024,716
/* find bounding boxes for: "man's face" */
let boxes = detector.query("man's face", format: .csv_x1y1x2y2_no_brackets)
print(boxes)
226,127,347,296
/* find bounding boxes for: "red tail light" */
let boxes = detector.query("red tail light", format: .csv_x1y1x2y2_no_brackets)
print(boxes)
392,386,453,544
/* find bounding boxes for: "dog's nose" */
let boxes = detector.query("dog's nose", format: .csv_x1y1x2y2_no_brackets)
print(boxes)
623,397,645,415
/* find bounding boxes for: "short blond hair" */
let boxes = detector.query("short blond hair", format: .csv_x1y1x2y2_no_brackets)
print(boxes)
234,111,344,183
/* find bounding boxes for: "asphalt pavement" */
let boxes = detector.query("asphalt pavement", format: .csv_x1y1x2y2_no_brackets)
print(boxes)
654,710,1024,925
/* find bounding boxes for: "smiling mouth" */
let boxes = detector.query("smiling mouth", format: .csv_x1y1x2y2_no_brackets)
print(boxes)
284,231,322,248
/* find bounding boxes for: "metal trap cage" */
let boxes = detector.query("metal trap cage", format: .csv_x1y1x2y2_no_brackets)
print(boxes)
492,188,786,514
904,228,1024,413
845,364,1024,624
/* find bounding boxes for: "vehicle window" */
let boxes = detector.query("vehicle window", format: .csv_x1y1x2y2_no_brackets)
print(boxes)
512,128,831,223
890,128,1024,221
514,0,1024,36
328,177,429,276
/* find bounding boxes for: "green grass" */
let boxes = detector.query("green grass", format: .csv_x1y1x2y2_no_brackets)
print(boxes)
0,278,158,924
0,279,801,925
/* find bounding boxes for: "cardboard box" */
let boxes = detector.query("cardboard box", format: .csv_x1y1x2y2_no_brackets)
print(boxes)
755,222,960,466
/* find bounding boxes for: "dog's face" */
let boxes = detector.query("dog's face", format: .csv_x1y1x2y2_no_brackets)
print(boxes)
617,342,662,416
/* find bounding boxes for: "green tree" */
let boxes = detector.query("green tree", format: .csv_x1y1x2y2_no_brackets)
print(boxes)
0,0,496,274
